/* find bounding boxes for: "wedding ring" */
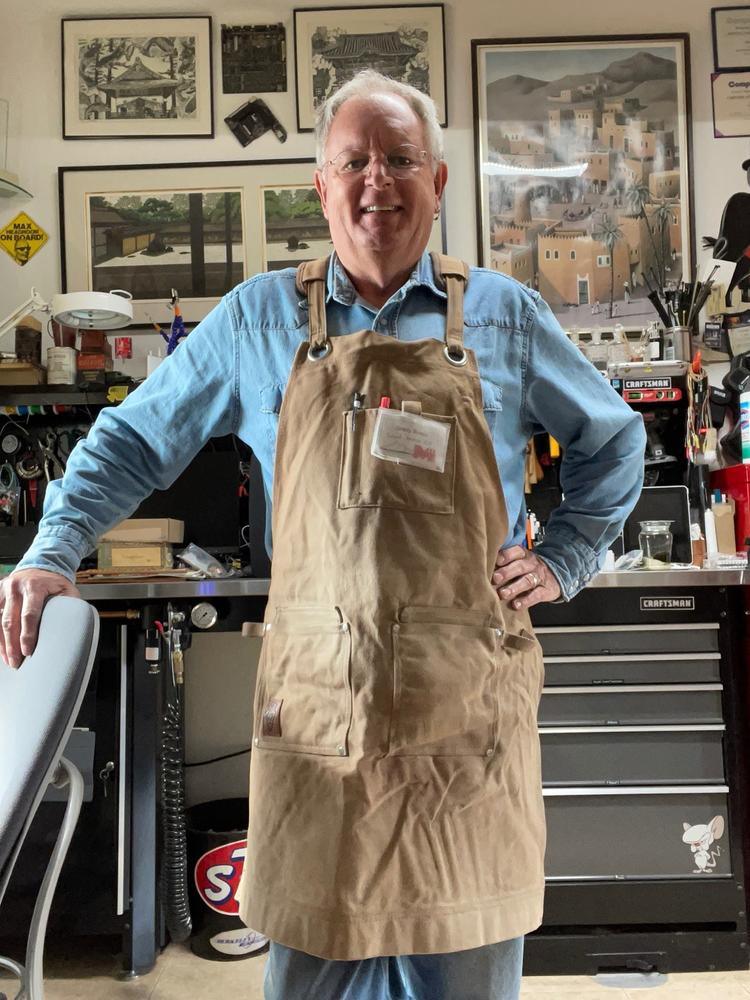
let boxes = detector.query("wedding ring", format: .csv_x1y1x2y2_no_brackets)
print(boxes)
527,572,540,589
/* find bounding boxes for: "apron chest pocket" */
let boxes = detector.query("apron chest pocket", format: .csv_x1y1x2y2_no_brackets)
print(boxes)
337,408,457,515
389,607,501,756
254,606,353,756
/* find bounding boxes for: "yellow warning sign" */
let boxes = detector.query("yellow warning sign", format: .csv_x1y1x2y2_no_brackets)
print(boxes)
0,212,48,267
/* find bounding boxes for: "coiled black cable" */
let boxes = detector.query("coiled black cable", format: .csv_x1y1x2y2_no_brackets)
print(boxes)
160,691,192,943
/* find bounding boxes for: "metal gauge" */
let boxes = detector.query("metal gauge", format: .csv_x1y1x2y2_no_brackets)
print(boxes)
0,432,21,456
190,602,218,630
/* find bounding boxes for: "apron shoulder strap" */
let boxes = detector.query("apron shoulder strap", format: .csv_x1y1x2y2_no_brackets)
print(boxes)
429,253,470,286
429,252,469,360
295,257,329,352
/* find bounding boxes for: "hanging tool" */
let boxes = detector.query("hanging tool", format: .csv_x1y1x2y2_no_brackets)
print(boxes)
40,431,65,481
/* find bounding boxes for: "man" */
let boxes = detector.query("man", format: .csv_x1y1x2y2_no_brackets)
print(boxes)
1,71,644,1000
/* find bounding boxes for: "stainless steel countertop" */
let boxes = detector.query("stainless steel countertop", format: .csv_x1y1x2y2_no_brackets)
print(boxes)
77,568,747,601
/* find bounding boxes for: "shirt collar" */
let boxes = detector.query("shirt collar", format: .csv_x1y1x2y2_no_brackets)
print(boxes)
325,250,447,307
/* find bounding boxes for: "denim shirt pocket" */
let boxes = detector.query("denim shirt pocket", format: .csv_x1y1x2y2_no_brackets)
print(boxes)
260,383,286,452
480,377,503,434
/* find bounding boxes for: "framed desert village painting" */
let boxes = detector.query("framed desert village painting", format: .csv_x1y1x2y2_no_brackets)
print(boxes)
62,16,214,139
293,4,446,131
59,160,444,326
472,34,693,328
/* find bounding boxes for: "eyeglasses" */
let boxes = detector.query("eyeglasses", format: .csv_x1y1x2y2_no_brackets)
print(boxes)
322,144,433,180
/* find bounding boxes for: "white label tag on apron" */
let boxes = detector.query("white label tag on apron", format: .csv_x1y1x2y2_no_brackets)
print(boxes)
370,408,450,473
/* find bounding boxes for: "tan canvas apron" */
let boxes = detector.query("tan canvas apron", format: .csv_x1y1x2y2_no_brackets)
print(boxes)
237,254,546,961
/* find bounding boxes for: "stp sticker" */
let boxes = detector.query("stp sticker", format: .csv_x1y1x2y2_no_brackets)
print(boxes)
209,927,268,956
194,838,247,915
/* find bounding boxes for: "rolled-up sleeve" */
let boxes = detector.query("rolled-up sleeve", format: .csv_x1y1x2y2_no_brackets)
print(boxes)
524,297,646,600
15,299,239,581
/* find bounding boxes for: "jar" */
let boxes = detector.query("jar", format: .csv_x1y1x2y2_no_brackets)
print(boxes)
638,520,673,568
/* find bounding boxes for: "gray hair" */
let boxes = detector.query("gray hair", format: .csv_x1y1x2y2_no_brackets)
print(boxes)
314,69,444,167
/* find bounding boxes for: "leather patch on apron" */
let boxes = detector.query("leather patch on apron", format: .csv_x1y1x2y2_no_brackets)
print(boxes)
261,698,283,737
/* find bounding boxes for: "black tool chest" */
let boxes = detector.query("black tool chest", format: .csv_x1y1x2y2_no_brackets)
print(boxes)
526,583,750,975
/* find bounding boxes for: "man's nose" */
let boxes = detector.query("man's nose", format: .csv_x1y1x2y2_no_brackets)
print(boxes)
364,155,394,187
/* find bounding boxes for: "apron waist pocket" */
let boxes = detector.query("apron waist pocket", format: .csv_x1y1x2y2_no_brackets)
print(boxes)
389,607,502,757
254,605,353,757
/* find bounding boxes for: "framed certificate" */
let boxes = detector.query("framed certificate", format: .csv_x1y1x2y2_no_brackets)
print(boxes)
712,6,750,71
711,71,750,137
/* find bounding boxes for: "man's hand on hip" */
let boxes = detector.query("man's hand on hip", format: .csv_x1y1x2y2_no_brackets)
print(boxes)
492,545,561,610
0,569,80,669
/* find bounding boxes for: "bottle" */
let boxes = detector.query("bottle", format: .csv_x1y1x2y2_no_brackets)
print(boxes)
647,322,662,361
607,323,629,365
740,391,750,464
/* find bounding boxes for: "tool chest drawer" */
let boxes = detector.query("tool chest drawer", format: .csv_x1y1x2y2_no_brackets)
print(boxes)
540,727,726,786
538,684,724,727
543,652,721,686
536,622,720,657
544,787,731,880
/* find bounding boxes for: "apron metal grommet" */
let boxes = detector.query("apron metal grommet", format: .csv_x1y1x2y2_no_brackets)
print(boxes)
337,745,346,756
443,345,468,366
254,737,259,746
486,748,494,756
307,341,332,361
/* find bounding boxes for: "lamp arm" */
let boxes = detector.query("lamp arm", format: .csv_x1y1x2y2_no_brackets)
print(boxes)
0,288,51,343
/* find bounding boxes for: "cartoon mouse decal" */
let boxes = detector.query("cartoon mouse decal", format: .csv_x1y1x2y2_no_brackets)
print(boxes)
682,815,725,874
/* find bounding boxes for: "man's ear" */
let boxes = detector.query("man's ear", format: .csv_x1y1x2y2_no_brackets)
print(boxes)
433,160,448,213
314,170,329,220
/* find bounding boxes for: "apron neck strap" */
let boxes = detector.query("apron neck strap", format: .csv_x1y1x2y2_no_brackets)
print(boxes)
296,257,329,353
430,253,469,360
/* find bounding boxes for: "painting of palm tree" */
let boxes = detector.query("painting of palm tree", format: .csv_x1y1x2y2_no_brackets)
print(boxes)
593,214,624,317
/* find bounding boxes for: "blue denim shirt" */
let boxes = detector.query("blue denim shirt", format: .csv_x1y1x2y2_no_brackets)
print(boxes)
17,252,645,600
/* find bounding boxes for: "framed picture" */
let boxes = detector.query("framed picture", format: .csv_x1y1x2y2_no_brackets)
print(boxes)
472,34,693,329
711,71,750,137
221,23,287,94
712,6,750,72
59,160,445,325
293,4,446,131
61,16,213,139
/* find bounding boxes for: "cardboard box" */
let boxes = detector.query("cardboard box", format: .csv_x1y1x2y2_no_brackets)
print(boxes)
77,352,113,371
80,331,109,352
101,517,185,544
713,501,736,554
0,361,45,385
97,541,173,570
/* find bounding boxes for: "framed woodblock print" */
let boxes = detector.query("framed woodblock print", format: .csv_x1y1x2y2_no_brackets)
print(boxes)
472,34,693,329
293,4,446,131
62,16,214,139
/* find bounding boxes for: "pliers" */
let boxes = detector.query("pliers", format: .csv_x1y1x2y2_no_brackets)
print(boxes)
41,431,65,482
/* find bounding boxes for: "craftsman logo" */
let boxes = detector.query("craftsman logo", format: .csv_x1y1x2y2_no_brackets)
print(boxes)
624,378,671,389
194,838,247,915
640,596,695,611
0,212,48,267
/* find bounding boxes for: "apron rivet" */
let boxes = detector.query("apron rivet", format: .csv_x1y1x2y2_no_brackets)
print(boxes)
337,745,346,756
254,737,259,747
486,748,494,756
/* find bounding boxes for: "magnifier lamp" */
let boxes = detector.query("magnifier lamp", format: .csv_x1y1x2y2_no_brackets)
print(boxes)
0,287,133,341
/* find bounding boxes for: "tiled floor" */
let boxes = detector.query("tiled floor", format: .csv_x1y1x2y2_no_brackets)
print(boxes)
3,940,750,1000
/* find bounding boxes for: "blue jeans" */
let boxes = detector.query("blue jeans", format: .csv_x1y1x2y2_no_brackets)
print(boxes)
263,937,524,1000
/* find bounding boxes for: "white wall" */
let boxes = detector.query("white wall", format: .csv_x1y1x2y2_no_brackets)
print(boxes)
2,0,749,371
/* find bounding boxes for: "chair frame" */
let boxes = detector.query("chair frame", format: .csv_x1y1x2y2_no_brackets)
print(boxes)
0,600,99,1000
